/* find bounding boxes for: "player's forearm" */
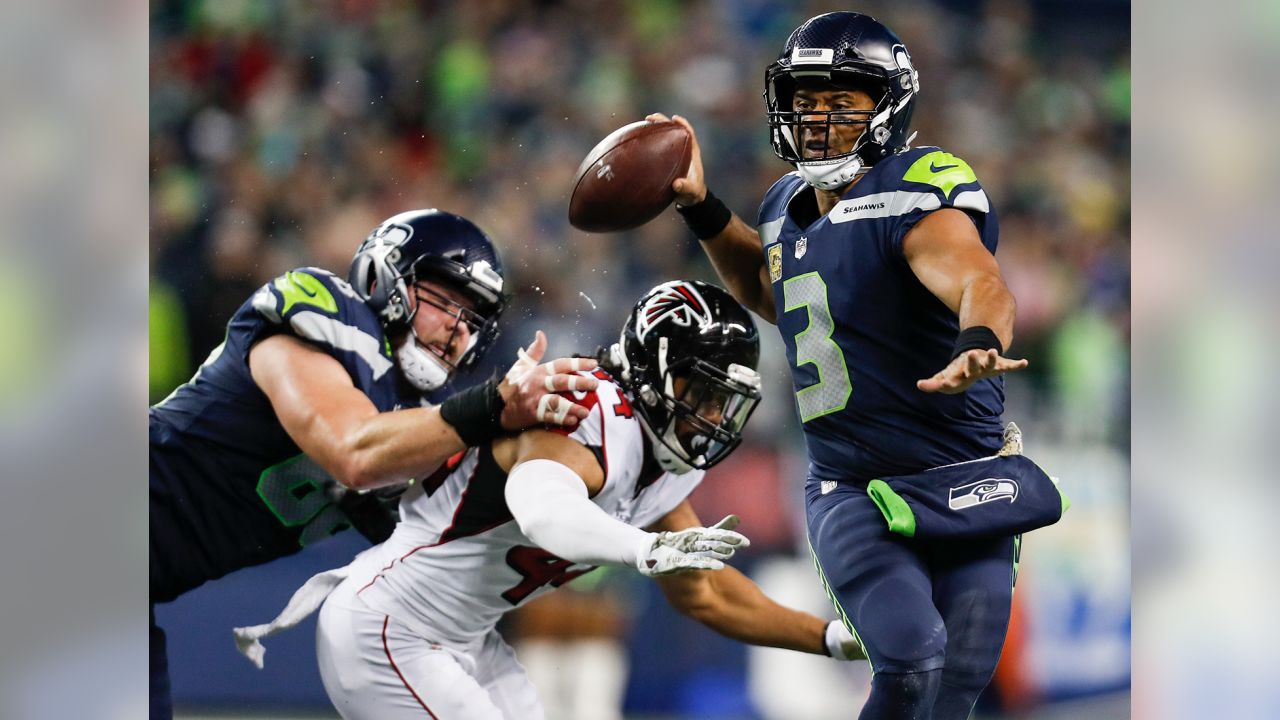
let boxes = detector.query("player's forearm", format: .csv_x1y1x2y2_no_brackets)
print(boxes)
700,216,777,323
958,273,1018,351
505,459,651,567
668,566,827,655
338,406,466,490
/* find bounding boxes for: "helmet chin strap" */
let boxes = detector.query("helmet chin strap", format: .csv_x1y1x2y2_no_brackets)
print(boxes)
395,330,451,392
796,153,865,191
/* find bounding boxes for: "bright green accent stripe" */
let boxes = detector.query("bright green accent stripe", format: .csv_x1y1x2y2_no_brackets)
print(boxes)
274,270,337,316
902,151,978,200
866,479,917,537
808,537,874,673
1058,486,1071,516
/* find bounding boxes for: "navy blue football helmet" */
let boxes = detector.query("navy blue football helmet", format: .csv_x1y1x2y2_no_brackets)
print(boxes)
614,281,762,473
764,12,919,189
349,209,508,387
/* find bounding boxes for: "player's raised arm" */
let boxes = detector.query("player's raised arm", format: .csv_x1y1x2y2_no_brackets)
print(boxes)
498,429,748,575
903,208,1029,394
251,330,599,491
645,112,777,323
648,500,864,660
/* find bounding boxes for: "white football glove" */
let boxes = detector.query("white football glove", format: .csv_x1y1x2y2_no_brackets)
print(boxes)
824,620,865,661
635,515,750,577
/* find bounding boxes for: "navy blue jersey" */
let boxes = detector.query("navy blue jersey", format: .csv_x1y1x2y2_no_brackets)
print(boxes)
150,267,423,602
758,147,1004,483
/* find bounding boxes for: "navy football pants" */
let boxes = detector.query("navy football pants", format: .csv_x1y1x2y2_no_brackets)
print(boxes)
806,480,1018,720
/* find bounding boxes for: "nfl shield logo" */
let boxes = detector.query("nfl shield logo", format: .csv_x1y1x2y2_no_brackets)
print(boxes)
795,236,808,259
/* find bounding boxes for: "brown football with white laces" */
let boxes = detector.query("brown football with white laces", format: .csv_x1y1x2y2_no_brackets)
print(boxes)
568,120,692,233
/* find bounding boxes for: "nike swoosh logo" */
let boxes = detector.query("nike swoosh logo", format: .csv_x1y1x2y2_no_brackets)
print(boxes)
930,162,959,173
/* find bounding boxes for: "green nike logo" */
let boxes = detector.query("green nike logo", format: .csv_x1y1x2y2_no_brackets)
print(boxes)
903,152,978,200
275,271,338,315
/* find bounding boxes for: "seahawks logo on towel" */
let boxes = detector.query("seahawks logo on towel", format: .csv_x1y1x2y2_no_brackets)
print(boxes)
948,478,1019,510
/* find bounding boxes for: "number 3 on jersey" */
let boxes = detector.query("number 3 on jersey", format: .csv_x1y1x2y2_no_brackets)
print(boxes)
783,272,852,422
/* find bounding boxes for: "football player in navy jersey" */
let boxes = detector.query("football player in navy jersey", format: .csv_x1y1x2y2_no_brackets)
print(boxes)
651,11,1033,720
150,209,600,720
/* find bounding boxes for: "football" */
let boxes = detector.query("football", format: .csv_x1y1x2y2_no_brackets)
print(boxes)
568,119,692,233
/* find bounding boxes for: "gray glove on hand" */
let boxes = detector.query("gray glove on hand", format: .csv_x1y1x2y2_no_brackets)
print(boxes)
636,515,750,577
824,620,865,661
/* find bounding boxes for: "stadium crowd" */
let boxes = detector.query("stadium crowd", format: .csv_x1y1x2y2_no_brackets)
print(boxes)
149,0,1128,602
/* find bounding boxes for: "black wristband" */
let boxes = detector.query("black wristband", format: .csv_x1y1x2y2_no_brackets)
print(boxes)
951,326,1003,360
675,189,733,240
439,378,506,447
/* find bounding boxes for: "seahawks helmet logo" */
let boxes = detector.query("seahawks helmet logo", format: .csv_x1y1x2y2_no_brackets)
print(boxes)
635,281,711,343
948,477,1019,511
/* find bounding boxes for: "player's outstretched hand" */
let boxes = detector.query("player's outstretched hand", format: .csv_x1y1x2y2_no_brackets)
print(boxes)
916,348,1029,395
499,331,599,430
645,112,706,207
636,515,751,577
824,620,866,661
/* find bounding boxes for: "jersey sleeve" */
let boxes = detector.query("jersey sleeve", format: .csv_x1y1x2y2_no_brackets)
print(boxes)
541,371,609,440
231,267,397,384
629,469,706,530
886,149,995,256
538,374,610,483
756,172,805,247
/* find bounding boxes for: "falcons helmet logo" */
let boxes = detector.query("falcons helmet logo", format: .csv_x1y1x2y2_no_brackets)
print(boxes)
635,281,711,343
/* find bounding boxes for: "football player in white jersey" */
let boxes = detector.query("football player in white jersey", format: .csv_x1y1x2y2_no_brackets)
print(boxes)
235,280,863,720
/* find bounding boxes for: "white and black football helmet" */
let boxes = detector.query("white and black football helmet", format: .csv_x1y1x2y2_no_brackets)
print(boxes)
765,12,920,190
612,281,762,473
348,209,508,392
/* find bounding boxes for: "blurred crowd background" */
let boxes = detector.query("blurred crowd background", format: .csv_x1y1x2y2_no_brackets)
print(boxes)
149,0,1130,718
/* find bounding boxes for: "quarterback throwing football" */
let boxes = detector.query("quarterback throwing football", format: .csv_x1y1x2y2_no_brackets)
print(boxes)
654,11,1058,719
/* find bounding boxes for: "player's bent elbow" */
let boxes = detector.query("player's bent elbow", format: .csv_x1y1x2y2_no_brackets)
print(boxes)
330,423,403,490
330,448,387,491
331,461,374,491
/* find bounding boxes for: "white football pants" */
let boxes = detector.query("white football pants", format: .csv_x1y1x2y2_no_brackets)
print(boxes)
316,578,544,720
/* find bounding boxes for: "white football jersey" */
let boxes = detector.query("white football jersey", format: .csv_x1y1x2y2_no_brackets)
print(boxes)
354,372,704,646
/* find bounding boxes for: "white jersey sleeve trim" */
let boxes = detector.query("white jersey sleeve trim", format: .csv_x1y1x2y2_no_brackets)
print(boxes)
630,469,706,529
758,216,786,248
289,311,395,379
952,189,990,214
